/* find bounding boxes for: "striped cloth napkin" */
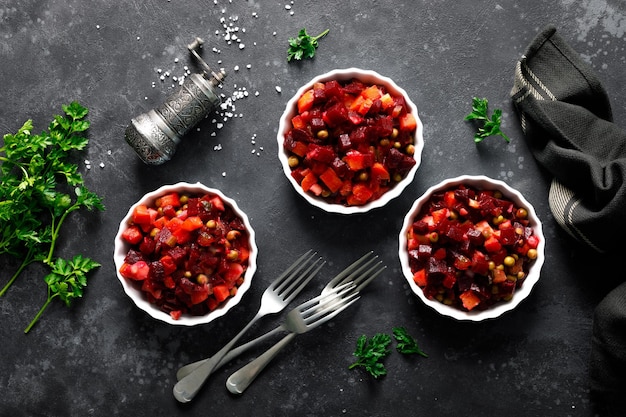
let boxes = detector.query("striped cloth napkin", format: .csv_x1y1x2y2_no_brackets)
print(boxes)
511,25,626,416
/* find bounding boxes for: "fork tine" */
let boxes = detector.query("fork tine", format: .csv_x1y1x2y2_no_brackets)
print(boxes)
296,282,358,317
353,263,386,293
323,251,375,290
302,288,360,324
271,250,319,294
304,293,360,328
277,258,326,303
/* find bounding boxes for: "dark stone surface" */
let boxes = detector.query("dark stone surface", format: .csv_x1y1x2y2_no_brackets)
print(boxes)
1,1,624,416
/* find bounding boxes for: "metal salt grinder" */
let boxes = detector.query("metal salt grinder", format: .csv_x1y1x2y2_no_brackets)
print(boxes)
125,38,226,165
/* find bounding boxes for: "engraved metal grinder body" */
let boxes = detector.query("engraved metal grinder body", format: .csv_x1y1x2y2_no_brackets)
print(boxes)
125,38,226,165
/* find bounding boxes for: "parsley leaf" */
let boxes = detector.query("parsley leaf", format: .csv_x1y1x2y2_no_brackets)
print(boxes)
393,326,428,357
348,333,392,378
0,102,105,332
24,255,100,333
464,97,510,143
287,28,329,62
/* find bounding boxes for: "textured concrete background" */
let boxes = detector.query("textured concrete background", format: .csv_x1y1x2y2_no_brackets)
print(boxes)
1,1,625,416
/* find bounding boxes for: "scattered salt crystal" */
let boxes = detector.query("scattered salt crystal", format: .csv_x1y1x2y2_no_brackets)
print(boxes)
222,172,226,177
174,58,179,63
96,25,100,29
239,44,245,50
275,86,282,93
99,162,105,169
246,64,251,69
285,4,291,10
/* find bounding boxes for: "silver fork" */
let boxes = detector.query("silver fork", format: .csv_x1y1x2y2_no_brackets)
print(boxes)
175,251,385,381
225,282,360,394
172,249,324,403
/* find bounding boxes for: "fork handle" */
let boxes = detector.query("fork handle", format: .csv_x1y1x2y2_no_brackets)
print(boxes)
226,332,297,394
176,325,286,381
173,314,261,402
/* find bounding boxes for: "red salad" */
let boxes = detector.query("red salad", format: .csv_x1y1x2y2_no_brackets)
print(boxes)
405,185,540,312
118,191,251,320
283,78,417,206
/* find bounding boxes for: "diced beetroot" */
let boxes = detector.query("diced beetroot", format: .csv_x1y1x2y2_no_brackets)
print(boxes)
331,157,349,178
337,133,352,152
405,183,540,312
291,127,315,143
466,228,484,246
323,102,349,128
310,117,325,131
306,144,336,163
324,80,342,98
499,227,518,246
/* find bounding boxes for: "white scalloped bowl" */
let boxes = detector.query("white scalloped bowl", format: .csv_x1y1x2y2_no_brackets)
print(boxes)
277,68,424,214
399,175,545,321
113,182,257,326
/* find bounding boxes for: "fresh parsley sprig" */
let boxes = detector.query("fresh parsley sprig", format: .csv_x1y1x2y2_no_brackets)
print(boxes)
348,333,392,378
349,327,428,378
24,255,100,333
464,97,510,143
393,326,428,357
0,102,105,332
287,28,329,62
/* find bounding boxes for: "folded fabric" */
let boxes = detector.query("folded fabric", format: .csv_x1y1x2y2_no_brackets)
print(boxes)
511,25,626,254
590,281,626,416
511,25,626,415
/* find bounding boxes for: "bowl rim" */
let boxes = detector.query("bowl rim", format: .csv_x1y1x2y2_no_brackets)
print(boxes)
277,67,424,214
113,181,258,326
398,175,546,321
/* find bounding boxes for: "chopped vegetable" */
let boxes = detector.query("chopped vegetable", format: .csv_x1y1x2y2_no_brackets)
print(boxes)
287,28,329,62
0,102,105,332
405,184,540,311
464,97,510,143
118,190,251,319
283,78,417,207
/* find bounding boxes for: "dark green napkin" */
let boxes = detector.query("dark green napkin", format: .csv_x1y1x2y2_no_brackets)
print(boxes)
511,25,626,415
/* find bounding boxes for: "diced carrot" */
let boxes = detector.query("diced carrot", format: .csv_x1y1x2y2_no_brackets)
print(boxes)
210,196,225,212
290,141,308,157
181,216,204,231
413,269,427,287
297,89,315,113
309,183,323,196
492,268,507,283
399,113,417,132
213,284,230,303
157,192,180,208
301,172,318,192
319,167,343,193
132,204,157,227
361,85,382,100
380,93,394,109
291,114,307,130
121,225,143,245
459,290,481,311
371,162,390,182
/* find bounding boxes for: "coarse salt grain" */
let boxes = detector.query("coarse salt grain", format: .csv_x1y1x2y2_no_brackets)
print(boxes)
275,86,282,93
